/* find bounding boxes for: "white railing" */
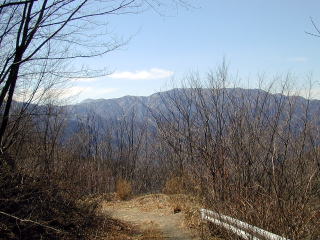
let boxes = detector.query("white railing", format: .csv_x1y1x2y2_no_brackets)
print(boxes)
200,209,290,240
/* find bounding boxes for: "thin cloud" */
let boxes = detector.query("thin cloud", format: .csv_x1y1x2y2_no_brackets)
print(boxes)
13,86,91,102
297,88,320,100
70,77,100,83
14,86,118,104
62,86,92,98
95,88,118,94
287,57,308,63
64,87,117,96
109,68,174,80
43,86,118,100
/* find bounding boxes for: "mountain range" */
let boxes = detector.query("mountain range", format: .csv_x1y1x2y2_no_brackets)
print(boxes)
67,88,320,124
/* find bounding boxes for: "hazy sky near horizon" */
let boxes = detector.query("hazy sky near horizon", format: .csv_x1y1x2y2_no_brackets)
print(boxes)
68,0,320,102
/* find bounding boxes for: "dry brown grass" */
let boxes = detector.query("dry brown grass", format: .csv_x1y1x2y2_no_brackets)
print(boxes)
167,194,222,240
103,194,173,217
162,177,185,194
116,178,132,200
0,170,104,240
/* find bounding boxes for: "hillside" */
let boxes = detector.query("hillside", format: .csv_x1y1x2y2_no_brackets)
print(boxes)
63,88,320,138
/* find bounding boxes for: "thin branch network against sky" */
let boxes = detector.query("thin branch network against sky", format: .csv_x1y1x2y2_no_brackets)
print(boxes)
70,0,320,101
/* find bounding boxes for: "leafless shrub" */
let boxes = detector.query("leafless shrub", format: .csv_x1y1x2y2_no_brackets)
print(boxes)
0,170,103,240
153,66,320,239
116,178,132,200
163,176,186,194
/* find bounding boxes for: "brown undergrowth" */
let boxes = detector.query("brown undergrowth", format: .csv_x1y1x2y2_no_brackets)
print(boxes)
167,194,222,240
0,167,109,240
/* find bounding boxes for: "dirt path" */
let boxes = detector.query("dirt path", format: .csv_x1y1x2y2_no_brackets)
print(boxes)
101,194,200,240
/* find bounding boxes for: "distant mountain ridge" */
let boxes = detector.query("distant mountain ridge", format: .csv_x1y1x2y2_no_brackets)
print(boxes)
57,88,320,140
68,88,320,120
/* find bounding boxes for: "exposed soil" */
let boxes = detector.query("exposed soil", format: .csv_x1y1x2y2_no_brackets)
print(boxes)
101,194,201,240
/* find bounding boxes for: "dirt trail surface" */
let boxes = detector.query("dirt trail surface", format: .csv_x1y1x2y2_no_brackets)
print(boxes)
101,194,201,240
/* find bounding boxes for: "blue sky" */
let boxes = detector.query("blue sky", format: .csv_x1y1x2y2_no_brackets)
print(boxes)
68,0,320,102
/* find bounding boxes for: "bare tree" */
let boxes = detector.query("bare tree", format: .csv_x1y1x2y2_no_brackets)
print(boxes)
0,0,189,164
152,68,320,239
